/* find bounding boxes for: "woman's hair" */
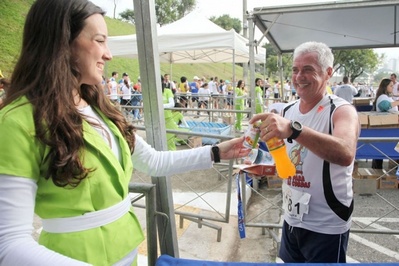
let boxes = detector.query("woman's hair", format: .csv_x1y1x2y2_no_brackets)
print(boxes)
255,78,261,86
237,80,243,88
0,78,10,90
4,0,136,187
180,76,187,83
372,78,392,111
124,78,129,87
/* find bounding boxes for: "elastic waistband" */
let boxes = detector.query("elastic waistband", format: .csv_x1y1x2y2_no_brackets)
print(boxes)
42,196,131,233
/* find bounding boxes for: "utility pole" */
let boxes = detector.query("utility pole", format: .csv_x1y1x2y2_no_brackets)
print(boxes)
243,0,248,86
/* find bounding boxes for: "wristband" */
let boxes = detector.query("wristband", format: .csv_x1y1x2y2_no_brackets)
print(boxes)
211,145,220,163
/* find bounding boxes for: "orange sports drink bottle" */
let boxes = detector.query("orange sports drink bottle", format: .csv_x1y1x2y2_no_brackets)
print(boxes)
266,137,296,179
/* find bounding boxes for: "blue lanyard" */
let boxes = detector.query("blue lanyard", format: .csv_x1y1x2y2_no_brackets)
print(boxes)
236,173,246,239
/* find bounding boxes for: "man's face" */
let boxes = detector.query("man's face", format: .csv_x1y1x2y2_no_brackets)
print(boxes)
292,52,331,100
390,75,396,82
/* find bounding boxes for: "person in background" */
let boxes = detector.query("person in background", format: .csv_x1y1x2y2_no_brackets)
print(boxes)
109,71,118,82
273,80,280,99
331,81,338,94
225,80,234,112
225,80,234,113
234,80,245,132
371,78,399,169
0,1,251,265
251,41,359,263
208,77,219,111
373,78,399,113
326,81,333,94
163,73,176,95
334,76,358,103
131,84,142,121
120,77,131,106
390,73,399,100
118,72,129,85
289,82,297,102
178,76,189,109
189,76,200,111
255,77,264,114
108,71,120,104
198,82,211,116
162,75,179,151
283,80,291,101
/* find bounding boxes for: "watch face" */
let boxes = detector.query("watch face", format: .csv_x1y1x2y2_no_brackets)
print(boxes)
292,121,302,130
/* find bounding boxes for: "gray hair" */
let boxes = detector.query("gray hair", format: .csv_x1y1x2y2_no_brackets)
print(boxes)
293,42,334,71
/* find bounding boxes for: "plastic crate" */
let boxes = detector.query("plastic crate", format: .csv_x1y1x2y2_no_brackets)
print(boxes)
186,121,231,145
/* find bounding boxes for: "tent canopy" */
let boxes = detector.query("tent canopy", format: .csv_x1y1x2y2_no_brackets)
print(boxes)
108,12,266,63
252,0,399,53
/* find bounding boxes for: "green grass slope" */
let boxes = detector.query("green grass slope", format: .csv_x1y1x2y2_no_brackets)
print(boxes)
0,1,258,83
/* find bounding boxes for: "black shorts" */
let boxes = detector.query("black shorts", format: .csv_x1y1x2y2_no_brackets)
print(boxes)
279,221,349,263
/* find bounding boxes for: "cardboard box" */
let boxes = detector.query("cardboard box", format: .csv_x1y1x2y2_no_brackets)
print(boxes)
357,112,369,128
378,176,398,189
222,115,234,125
352,168,382,194
353,98,372,106
188,136,202,148
267,175,282,188
367,112,398,127
379,170,398,189
354,168,398,190
357,168,385,179
234,164,275,176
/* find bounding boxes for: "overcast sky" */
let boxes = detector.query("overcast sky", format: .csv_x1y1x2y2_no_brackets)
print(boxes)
90,0,398,59
90,0,338,21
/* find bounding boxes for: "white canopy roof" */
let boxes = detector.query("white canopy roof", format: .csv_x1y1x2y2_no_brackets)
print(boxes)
252,0,399,53
108,11,266,63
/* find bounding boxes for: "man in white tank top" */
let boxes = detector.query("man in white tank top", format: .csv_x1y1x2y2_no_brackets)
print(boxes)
250,42,359,263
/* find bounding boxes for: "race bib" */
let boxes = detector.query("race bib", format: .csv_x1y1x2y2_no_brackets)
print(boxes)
282,183,311,221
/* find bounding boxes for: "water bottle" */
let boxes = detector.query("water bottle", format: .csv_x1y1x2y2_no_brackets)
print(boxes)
266,137,296,179
243,121,261,149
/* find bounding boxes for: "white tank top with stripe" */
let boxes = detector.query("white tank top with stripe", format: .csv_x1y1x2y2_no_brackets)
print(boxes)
282,94,354,234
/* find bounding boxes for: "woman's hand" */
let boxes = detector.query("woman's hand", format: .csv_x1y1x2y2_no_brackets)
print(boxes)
217,136,251,160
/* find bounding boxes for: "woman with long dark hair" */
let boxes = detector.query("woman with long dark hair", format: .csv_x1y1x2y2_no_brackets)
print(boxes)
0,1,250,265
373,78,399,112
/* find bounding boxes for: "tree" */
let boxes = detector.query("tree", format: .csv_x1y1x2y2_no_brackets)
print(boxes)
119,0,195,26
333,49,382,83
209,15,242,34
119,9,134,24
155,0,195,26
264,43,292,79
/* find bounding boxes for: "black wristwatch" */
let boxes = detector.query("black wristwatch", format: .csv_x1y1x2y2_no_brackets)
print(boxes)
211,145,220,163
287,120,303,143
